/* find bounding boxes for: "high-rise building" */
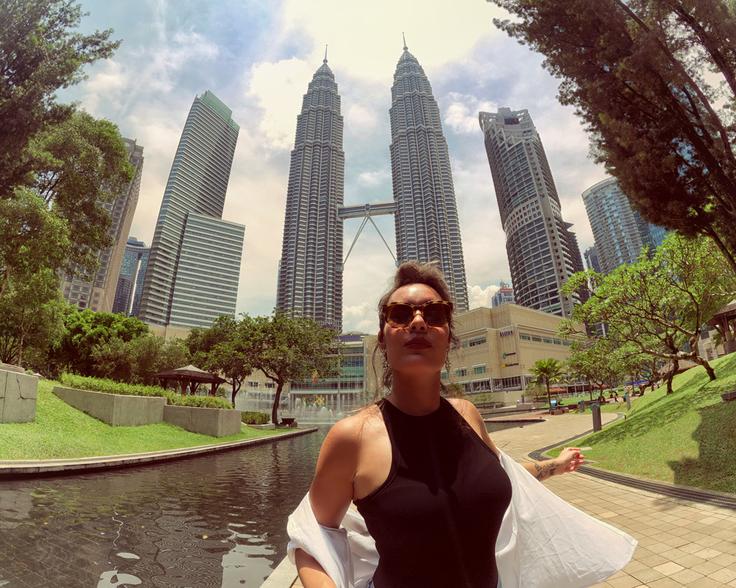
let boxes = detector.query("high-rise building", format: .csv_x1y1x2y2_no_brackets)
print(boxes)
491,281,515,308
648,223,668,249
479,108,585,318
582,177,662,274
168,213,244,328
61,138,144,312
583,246,602,273
390,43,469,311
112,237,149,316
138,91,243,328
276,55,344,332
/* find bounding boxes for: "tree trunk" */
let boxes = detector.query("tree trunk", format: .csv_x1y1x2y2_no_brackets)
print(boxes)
691,353,717,381
272,381,284,425
588,380,593,402
546,379,552,412
231,381,240,407
666,359,679,394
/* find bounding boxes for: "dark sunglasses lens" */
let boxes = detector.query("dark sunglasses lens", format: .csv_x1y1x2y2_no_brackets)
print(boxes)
387,305,413,325
423,303,448,325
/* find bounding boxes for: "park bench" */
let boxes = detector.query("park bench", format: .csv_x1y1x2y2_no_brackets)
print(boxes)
280,417,298,428
722,390,736,403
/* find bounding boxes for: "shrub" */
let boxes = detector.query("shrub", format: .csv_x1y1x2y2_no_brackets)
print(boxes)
59,373,232,409
241,411,269,425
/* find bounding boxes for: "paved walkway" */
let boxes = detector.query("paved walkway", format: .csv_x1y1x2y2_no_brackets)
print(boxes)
287,411,736,587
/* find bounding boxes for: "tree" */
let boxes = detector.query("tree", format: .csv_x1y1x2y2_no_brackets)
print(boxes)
248,311,339,425
187,316,255,405
491,0,736,273
29,111,134,273
0,188,70,299
530,358,565,409
564,336,631,400
0,0,119,193
55,308,149,376
0,268,66,366
563,234,736,394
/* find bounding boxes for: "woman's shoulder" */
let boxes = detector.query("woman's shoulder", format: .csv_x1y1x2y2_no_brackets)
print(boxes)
326,402,384,447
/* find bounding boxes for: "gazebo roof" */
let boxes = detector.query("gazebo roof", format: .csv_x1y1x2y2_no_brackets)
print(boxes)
154,364,225,384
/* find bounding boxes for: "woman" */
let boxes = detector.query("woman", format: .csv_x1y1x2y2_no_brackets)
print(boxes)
291,262,621,588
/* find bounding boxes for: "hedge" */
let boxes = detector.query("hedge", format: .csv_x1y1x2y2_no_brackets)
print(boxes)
241,411,270,425
59,374,233,409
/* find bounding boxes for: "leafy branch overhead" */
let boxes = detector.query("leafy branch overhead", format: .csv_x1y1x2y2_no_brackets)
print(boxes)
491,0,736,273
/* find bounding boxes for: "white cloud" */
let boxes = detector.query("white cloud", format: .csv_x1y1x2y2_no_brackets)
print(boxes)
444,92,497,135
357,169,390,187
345,103,379,133
246,58,314,151
277,0,506,84
343,303,378,334
468,284,500,309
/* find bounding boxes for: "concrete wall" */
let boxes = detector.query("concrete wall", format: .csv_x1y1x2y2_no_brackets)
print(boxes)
163,405,241,437
53,386,165,426
0,368,38,423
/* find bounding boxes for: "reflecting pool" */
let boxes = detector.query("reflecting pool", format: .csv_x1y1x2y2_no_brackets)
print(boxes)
0,429,326,587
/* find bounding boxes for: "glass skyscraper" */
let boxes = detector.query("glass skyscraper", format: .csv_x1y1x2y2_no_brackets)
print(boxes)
112,236,149,316
138,91,243,328
479,108,585,318
276,56,344,332
582,177,664,274
390,44,469,311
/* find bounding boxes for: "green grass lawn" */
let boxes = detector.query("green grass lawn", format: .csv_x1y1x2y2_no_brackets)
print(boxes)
0,380,289,460
547,353,736,494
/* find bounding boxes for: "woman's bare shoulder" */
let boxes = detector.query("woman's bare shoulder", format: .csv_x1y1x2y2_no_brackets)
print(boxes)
325,402,383,446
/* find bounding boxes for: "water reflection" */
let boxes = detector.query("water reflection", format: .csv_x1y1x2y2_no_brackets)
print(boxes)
0,429,326,587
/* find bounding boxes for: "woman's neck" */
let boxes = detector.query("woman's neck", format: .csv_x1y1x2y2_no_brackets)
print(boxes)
388,372,442,415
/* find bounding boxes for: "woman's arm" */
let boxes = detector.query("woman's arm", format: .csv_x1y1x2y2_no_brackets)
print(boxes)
295,417,361,588
456,399,585,481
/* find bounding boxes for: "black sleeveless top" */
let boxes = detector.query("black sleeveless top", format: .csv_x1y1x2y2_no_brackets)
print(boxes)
354,397,512,588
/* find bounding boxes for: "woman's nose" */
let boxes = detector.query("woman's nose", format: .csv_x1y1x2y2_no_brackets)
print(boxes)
409,311,428,331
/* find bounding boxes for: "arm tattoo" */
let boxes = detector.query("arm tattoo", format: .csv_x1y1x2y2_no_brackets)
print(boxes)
533,461,556,481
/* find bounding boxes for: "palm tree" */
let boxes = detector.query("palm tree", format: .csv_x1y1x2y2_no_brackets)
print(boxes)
530,358,565,411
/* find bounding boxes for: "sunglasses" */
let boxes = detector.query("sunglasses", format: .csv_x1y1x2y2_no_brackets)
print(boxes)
382,300,453,328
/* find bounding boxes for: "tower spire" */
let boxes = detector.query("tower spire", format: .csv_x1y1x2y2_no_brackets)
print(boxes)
323,44,328,63
402,32,407,51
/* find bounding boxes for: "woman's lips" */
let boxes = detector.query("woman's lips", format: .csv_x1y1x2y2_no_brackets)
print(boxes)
405,339,432,349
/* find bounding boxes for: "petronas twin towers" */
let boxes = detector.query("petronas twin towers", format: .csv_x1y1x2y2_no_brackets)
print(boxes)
276,45,469,332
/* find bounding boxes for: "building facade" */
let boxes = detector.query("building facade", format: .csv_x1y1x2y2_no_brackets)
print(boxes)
445,304,576,404
583,246,602,273
479,108,585,318
276,57,345,332
491,281,515,308
138,91,242,328
390,44,469,311
112,237,149,316
582,177,662,274
167,213,244,328
61,138,144,312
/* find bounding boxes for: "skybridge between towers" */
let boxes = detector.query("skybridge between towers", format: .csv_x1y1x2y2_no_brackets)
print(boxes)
338,201,398,269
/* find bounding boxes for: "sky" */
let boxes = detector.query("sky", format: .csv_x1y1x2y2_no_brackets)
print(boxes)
63,0,608,334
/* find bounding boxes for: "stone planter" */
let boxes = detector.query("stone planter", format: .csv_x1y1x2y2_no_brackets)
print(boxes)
53,386,165,426
0,366,38,423
163,405,241,437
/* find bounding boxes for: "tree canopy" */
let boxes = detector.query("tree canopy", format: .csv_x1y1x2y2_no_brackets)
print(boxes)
563,233,736,393
0,0,119,192
530,357,565,408
248,312,339,425
491,0,736,273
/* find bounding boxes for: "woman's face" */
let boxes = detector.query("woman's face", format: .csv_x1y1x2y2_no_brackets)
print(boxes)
380,283,451,379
